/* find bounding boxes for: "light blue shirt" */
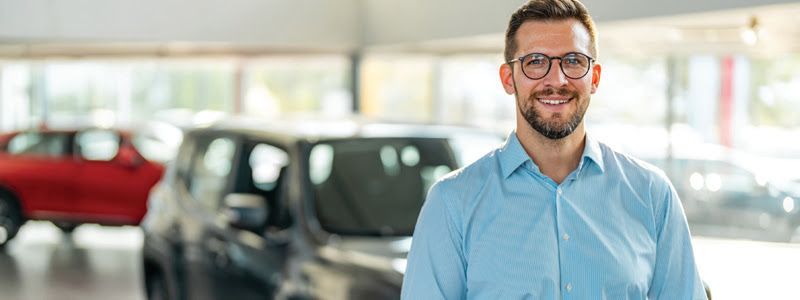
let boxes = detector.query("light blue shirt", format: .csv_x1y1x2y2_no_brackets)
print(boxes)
402,132,707,299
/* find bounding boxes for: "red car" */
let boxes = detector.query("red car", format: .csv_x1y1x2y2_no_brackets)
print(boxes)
0,128,165,246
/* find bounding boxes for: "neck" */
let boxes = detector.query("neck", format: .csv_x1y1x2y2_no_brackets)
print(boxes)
516,118,586,184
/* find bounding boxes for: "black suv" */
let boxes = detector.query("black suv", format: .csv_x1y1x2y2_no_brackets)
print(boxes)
140,118,502,300
648,157,800,242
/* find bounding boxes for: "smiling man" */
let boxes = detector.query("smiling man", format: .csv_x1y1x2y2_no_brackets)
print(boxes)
401,0,708,299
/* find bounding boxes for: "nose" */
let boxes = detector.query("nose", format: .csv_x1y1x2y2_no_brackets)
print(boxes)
541,58,568,87
542,57,567,87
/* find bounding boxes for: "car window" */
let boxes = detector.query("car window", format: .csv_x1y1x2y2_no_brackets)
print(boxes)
250,144,289,192
311,138,459,236
238,142,293,229
6,132,70,157
76,129,121,161
189,137,236,212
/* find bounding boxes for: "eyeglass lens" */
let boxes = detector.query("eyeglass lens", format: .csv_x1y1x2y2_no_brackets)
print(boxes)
520,53,591,80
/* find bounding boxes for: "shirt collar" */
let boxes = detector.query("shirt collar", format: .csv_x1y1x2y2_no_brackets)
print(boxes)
582,133,605,174
498,131,606,179
499,132,533,178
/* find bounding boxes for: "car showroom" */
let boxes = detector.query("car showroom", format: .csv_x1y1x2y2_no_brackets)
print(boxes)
1,0,800,299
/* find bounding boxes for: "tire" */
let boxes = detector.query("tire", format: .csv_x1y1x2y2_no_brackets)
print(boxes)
0,190,23,247
53,222,79,234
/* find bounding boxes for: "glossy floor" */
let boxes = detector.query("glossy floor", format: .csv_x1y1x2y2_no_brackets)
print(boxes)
694,236,800,300
0,222,798,300
0,222,144,300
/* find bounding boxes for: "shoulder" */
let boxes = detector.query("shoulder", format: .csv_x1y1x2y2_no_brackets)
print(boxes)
427,147,502,209
596,142,680,229
597,141,672,192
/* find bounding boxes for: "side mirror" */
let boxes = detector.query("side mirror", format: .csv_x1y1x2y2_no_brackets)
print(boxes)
223,193,268,232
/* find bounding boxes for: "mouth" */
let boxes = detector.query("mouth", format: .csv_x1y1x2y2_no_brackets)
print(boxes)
536,97,573,108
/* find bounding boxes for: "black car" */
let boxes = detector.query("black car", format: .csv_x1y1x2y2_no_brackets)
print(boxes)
648,157,800,242
140,118,502,300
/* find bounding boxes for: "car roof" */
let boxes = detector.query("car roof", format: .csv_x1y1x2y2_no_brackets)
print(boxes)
189,116,502,142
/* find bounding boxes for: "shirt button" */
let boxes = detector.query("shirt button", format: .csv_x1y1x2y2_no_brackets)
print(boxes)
566,283,573,292
563,233,570,241
557,188,563,195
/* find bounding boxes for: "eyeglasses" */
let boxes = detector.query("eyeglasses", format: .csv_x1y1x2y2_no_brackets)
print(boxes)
508,52,595,80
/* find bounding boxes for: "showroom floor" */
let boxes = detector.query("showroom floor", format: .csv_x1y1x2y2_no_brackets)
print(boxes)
0,222,144,300
0,221,798,300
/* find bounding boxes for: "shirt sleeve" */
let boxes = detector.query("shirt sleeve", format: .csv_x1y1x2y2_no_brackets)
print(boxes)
648,179,708,300
401,181,467,300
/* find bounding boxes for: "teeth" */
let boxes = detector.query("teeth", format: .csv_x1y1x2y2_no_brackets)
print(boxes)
539,99,569,105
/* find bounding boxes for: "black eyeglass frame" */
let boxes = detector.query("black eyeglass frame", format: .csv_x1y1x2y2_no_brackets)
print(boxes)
507,52,596,80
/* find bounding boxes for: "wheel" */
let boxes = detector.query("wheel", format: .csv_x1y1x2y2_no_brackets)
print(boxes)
145,270,170,300
0,190,23,247
53,222,79,234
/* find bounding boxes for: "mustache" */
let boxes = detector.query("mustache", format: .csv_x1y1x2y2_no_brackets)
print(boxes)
531,87,578,99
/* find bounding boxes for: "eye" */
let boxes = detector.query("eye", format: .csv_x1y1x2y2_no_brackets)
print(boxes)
525,55,547,66
564,57,581,65
563,54,587,66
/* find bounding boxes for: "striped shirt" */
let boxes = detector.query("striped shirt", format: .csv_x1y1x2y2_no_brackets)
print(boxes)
401,132,707,299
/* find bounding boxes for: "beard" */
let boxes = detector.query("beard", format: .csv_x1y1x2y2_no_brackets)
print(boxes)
518,87,587,140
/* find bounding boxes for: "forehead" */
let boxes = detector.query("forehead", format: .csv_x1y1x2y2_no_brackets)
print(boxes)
514,19,591,57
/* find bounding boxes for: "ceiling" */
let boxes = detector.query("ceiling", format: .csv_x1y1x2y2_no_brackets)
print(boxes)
600,3,800,57
1,2,799,58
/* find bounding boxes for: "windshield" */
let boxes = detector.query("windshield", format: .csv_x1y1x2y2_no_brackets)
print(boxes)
310,137,468,236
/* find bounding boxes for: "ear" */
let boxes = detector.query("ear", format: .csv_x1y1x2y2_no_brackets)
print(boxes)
500,63,516,95
590,63,601,94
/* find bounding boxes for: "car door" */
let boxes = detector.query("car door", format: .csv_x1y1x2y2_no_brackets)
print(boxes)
180,134,288,299
208,141,293,298
1,131,78,214
182,135,294,300
179,133,238,300
74,129,162,224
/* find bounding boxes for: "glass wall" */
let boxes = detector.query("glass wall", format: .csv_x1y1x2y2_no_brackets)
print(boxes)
360,55,436,123
0,56,351,131
243,56,352,119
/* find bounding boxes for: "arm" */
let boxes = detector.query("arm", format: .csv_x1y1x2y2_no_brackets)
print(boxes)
648,180,708,300
401,182,467,300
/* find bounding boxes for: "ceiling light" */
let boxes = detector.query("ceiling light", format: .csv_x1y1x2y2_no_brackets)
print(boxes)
740,16,760,46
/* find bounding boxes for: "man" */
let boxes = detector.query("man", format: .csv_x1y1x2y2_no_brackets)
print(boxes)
401,0,707,299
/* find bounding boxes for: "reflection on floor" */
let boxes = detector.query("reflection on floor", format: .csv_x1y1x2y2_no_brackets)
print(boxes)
0,222,799,300
693,236,800,300
0,221,144,300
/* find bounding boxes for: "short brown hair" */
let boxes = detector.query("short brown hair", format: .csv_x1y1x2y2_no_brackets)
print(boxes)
504,0,598,62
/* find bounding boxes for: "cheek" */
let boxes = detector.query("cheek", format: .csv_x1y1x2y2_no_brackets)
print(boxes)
513,80,537,99
574,79,595,95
